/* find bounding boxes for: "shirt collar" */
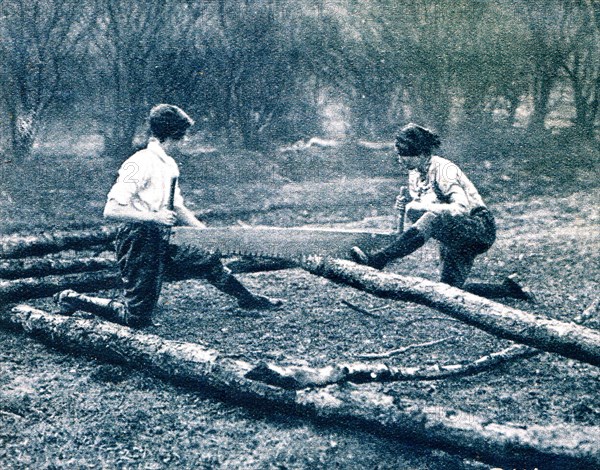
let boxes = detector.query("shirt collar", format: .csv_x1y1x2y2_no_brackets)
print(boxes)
147,137,169,162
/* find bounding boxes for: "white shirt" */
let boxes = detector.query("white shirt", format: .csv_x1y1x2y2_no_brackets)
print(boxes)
408,155,485,216
106,138,184,213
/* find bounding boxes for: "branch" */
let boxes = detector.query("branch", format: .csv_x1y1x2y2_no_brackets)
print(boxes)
355,337,451,360
340,299,381,317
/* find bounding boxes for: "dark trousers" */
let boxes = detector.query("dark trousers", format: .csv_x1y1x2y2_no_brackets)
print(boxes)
430,208,496,287
115,223,228,322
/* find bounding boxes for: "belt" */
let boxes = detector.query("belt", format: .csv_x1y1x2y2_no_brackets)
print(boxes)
470,206,489,216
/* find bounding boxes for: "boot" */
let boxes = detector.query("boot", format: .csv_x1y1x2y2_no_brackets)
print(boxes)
350,227,426,270
54,289,152,327
463,273,535,302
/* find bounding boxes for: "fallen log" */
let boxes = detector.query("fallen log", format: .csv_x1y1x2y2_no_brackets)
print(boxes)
1,304,598,469
246,343,540,389
0,270,121,304
252,299,600,388
0,227,117,259
224,256,297,274
0,256,294,305
301,257,600,367
0,256,115,280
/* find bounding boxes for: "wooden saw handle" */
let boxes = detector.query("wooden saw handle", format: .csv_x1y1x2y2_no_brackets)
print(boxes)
167,177,178,211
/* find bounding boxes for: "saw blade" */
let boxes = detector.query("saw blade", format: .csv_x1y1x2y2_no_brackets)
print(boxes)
170,226,396,260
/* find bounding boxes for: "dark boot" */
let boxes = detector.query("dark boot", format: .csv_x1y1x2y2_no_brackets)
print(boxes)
54,290,152,327
208,273,283,310
463,273,535,302
350,227,426,270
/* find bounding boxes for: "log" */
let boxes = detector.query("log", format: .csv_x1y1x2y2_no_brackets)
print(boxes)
224,256,297,274
0,227,117,259
0,270,121,304
246,343,540,389
0,255,295,304
0,256,115,280
1,305,598,469
301,257,600,367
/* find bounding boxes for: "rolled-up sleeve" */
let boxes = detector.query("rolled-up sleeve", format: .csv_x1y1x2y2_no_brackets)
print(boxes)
172,181,185,209
106,157,147,206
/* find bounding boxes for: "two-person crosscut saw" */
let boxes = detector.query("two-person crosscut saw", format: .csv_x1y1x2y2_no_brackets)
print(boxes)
170,226,397,261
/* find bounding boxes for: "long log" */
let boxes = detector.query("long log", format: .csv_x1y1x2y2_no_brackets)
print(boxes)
246,343,540,389
301,257,600,367
0,270,121,304
0,256,115,280
1,305,598,469
0,255,285,302
0,227,117,259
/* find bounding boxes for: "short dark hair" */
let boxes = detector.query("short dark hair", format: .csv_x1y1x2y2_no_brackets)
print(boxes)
149,104,195,141
394,123,441,156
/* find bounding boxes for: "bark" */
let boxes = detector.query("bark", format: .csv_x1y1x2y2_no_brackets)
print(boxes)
0,270,121,305
224,256,297,274
301,257,600,367
0,256,293,305
246,343,540,389
0,257,115,280
1,305,598,469
0,227,117,259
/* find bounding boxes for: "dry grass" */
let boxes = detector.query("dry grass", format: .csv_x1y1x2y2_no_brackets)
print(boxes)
0,140,598,469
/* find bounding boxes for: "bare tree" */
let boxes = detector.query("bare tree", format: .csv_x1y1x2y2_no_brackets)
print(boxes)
559,0,600,138
90,0,202,160
0,0,83,161
514,0,570,132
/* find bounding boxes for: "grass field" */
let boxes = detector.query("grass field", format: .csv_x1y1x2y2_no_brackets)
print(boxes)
0,138,599,468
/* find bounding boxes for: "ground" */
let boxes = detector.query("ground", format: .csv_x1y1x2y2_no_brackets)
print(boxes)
0,147,599,469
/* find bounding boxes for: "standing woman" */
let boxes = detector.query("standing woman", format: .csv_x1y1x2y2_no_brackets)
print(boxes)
351,123,531,299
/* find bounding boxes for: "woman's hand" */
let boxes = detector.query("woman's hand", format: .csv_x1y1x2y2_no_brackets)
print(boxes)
406,200,429,221
153,209,177,226
394,186,411,210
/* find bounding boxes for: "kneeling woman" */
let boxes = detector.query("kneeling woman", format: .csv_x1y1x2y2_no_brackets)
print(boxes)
351,123,531,300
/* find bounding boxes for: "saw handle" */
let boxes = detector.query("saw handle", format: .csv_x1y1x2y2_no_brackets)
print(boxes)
167,177,178,211
394,186,410,233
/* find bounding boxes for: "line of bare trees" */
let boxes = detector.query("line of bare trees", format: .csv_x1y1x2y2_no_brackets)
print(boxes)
0,0,598,161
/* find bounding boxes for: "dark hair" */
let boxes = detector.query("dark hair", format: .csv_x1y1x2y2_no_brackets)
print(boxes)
394,123,441,156
149,104,195,142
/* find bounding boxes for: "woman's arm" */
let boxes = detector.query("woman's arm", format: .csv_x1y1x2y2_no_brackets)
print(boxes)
103,199,177,226
406,186,470,218
174,204,207,228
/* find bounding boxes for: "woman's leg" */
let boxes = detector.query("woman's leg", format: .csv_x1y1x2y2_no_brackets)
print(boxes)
115,223,168,324
167,245,282,310
55,223,166,327
350,212,436,269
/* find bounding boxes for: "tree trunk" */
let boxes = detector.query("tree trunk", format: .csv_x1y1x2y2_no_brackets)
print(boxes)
0,256,293,304
225,256,297,274
1,305,598,469
0,270,121,305
301,257,600,367
246,343,540,389
0,227,117,259
0,257,115,280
